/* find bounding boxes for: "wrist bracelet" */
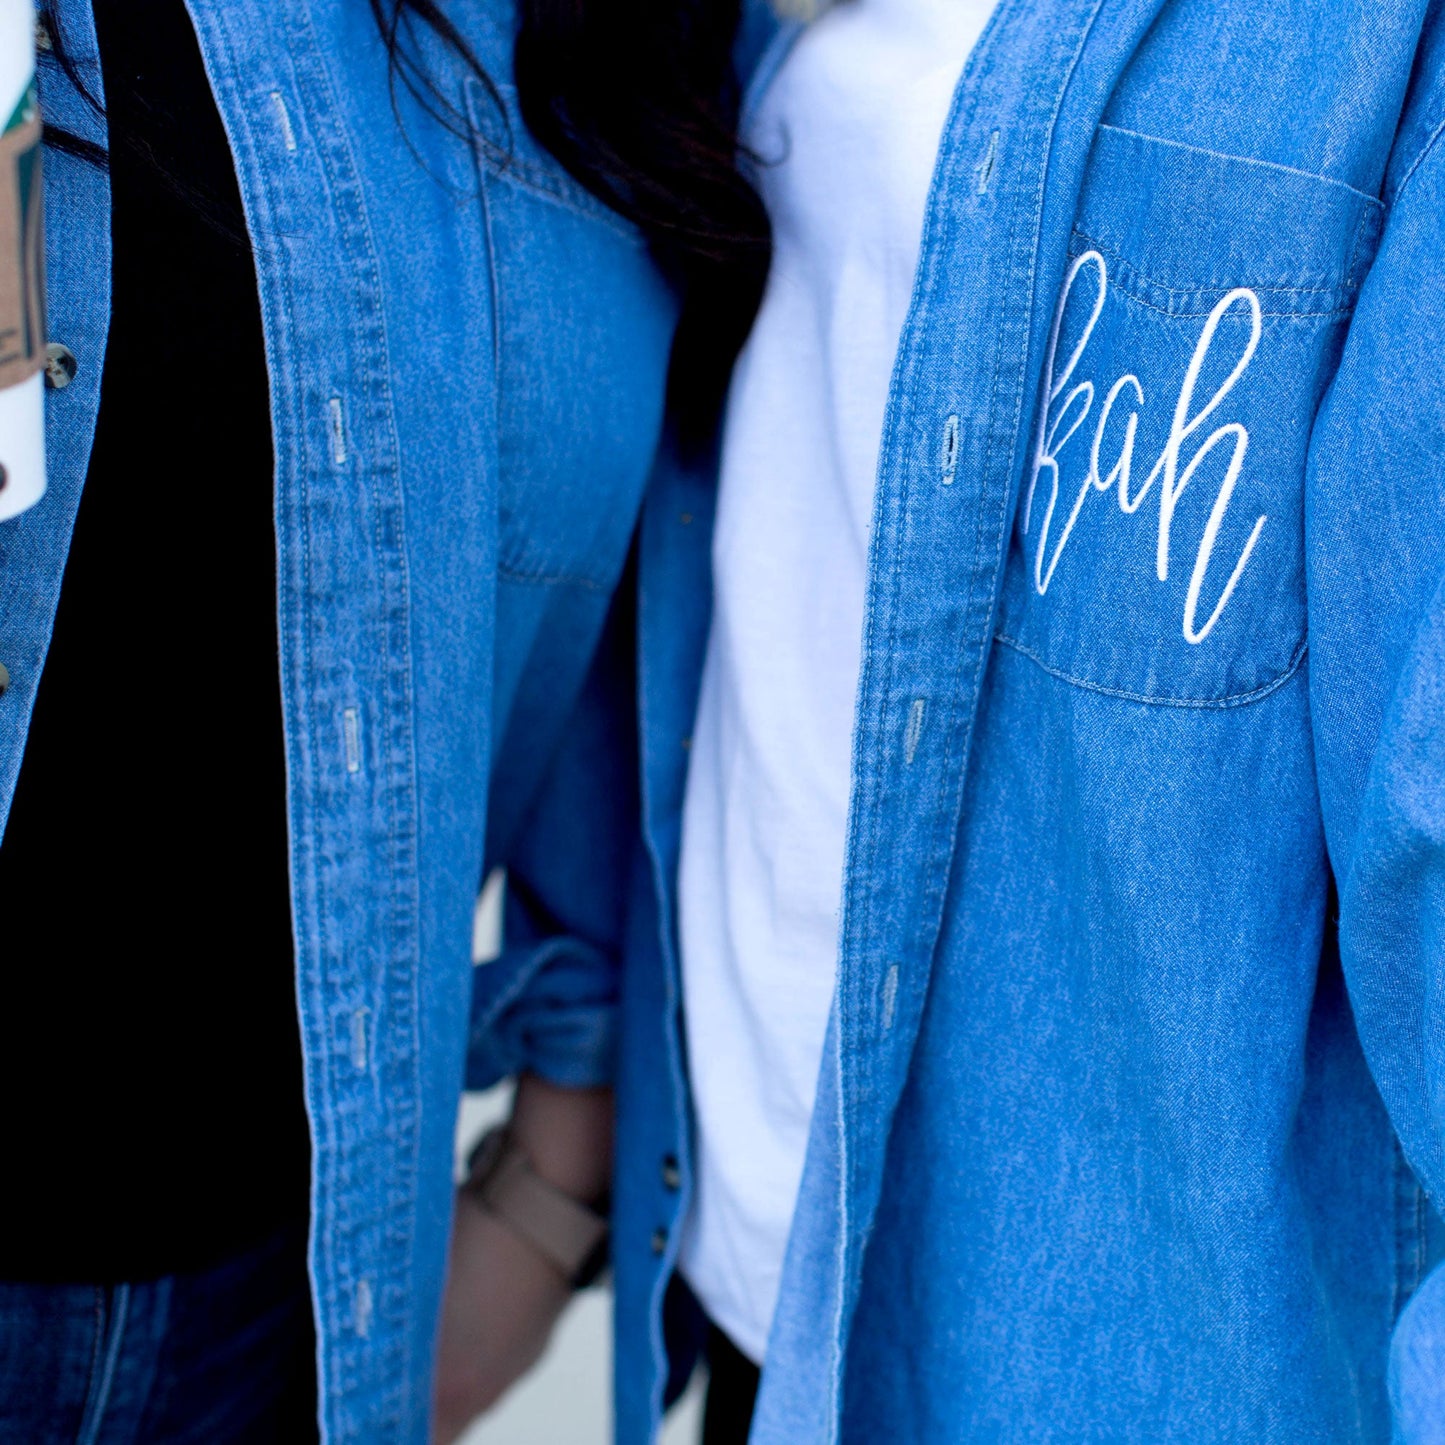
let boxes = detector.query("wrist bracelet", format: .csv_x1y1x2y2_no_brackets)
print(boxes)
463,1126,610,1289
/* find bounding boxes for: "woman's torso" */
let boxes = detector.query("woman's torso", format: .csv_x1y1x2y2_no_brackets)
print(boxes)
616,2,1445,1441
7,0,677,1435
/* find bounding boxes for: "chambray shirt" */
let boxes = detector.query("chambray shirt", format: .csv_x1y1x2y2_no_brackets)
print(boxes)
614,2,1445,1441
12,1,675,1438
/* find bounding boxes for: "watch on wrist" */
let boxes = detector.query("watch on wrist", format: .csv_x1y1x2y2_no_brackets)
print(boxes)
462,1126,611,1289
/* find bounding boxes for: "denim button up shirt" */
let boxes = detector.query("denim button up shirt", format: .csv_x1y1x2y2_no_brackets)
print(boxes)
14,2,675,1438
615,2,1445,1441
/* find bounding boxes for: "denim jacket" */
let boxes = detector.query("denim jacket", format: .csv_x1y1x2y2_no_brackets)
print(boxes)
16,2,675,1438
614,1,1445,1441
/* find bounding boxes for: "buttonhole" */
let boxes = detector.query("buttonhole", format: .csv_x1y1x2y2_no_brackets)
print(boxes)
881,965,900,1032
975,130,1000,195
350,1007,370,1072
270,91,298,152
904,699,926,766
342,707,362,774
328,397,348,466
941,414,960,485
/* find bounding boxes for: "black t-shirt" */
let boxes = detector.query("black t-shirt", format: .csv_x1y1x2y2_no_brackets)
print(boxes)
0,0,309,1281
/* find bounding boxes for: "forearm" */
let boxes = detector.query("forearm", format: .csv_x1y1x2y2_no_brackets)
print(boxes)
432,1075,615,1443
507,1072,613,1206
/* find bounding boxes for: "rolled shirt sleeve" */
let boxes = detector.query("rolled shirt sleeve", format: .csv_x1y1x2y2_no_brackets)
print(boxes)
466,581,640,1091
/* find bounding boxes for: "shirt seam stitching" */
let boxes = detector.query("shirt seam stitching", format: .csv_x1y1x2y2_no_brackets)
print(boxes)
1097,122,1386,208
1392,111,1445,205
1070,231,1359,317
993,630,1308,708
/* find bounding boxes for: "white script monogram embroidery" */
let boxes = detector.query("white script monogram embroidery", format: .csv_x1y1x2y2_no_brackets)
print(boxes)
1022,250,1268,645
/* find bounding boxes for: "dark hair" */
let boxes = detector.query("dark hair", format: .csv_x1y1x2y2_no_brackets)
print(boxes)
41,0,768,444
513,0,770,442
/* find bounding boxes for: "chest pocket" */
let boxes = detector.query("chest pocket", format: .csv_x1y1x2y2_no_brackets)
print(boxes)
466,76,675,591
996,124,1383,706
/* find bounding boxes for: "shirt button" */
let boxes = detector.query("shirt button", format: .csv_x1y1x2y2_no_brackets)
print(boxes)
44,343,77,390
660,1156,681,1191
650,1227,668,1256
0,663,9,695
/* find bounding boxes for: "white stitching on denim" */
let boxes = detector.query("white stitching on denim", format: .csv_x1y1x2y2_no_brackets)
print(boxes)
1025,251,1268,645
328,397,348,465
975,130,1000,195
1097,122,1385,208
1022,249,1108,538
994,630,1308,709
1070,232,1355,314
881,965,900,1032
351,1007,370,1072
904,699,926,764
343,707,362,774
269,91,298,152
941,413,960,484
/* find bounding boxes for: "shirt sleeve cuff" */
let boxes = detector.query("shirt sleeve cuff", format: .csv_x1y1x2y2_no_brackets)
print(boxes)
464,937,619,1092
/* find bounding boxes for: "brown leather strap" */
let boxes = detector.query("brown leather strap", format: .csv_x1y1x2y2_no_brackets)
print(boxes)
463,1128,609,1287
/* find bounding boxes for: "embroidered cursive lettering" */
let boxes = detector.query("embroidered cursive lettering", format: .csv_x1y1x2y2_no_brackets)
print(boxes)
1022,250,1268,645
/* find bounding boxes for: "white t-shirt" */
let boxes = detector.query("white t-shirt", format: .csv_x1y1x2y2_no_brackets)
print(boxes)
677,0,999,1364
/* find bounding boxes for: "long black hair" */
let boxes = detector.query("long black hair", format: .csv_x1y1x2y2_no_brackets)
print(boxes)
42,0,770,442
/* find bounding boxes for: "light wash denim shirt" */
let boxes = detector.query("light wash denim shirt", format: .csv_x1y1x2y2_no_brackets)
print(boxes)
614,1,1445,1441
13,1,675,1439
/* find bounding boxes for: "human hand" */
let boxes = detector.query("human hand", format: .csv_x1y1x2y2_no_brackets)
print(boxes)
431,1076,612,1444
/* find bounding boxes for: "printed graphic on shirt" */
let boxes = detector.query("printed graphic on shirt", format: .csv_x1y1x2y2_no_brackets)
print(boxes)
997,124,1383,707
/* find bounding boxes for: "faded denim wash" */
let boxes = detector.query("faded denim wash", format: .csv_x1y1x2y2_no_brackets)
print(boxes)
12,1,676,1439
611,1,1445,1442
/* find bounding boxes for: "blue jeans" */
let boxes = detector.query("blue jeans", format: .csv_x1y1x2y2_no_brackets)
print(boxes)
0,1222,316,1444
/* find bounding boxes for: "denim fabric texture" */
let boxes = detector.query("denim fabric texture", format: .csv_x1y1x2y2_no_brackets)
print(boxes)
614,2,1445,1442
9,1,677,1439
0,1223,315,1444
